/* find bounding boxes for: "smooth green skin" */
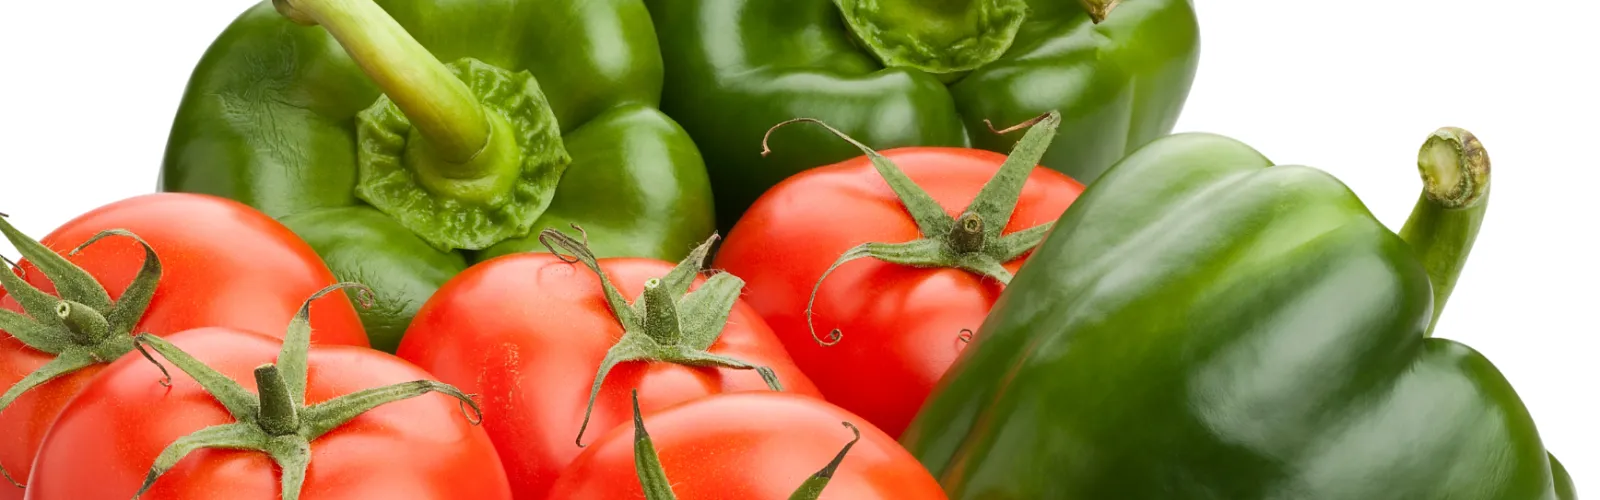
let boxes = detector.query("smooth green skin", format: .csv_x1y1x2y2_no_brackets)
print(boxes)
159,0,715,350
901,133,1574,499
645,0,1198,227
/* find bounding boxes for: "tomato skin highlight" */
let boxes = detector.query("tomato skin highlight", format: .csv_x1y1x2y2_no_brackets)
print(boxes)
0,193,368,499
713,147,1083,438
24,328,510,500
396,252,820,498
548,391,948,499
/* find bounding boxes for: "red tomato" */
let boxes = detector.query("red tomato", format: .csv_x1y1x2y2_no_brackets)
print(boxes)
24,327,509,499
713,147,1084,437
548,391,947,499
396,252,821,498
0,193,367,499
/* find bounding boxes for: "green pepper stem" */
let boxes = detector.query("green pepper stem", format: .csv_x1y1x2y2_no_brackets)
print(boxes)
254,365,301,436
1399,127,1490,337
1079,0,1122,23
274,0,489,165
832,0,1027,73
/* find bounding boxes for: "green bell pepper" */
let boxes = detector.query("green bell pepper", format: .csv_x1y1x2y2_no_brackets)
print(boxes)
902,128,1576,499
159,0,715,350
645,0,1198,227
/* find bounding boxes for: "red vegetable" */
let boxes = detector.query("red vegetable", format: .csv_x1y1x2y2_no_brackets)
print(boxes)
397,230,819,497
713,114,1082,437
25,285,508,500
0,194,367,498
548,391,947,499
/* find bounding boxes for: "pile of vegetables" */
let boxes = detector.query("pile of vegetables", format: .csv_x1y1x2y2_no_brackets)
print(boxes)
0,0,1573,498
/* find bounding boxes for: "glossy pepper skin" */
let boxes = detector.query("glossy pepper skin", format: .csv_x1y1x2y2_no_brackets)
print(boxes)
901,130,1576,499
159,0,715,350
645,0,1198,226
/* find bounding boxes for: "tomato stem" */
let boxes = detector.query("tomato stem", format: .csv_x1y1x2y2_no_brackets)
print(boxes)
128,285,480,500
0,223,165,486
1399,127,1491,337
764,112,1066,347
631,390,679,500
948,213,987,254
787,422,862,500
539,229,786,447
255,365,302,436
54,300,107,347
626,388,863,500
640,279,684,346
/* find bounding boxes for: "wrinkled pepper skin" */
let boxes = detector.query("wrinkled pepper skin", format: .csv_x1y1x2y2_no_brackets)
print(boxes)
902,133,1575,499
646,0,1198,226
160,0,715,350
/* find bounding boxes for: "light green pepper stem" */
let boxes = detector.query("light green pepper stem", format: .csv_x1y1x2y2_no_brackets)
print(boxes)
273,0,492,165
832,0,1027,73
1399,127,1491,337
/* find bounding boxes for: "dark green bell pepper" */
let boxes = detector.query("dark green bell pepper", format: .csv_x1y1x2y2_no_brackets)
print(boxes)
902,128,1576,499
645,0,1198,227
159,0,715,350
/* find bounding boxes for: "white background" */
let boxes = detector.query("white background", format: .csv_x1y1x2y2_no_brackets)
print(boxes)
1,0,1595,485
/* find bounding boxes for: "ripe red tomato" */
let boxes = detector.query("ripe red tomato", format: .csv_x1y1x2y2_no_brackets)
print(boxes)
24,327,509,499
397,245,821,498
713,147,1083,438
0,193,367,498
547,391,947,499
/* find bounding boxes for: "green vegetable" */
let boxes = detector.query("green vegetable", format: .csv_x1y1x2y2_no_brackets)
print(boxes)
902,128,1576,499
159,0,714,350
645,0,1198,227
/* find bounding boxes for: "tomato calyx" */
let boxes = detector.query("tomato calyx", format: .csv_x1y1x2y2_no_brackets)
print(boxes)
538,229,786,447
627,389,861,500
128,283,483,500
759,111,1065,347
0,219,163,488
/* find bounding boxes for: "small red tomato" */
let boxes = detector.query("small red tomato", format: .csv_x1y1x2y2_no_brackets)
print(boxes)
397,230,820,498
0,193,367,498
25,285,509,500
714,114,1083,437
548,391,948,499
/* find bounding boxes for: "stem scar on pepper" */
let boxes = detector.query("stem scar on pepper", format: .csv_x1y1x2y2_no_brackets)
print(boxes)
761,111,1065,347
627,389,862,500
0,221,164,489
537,229,784,447
128,283,482,500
